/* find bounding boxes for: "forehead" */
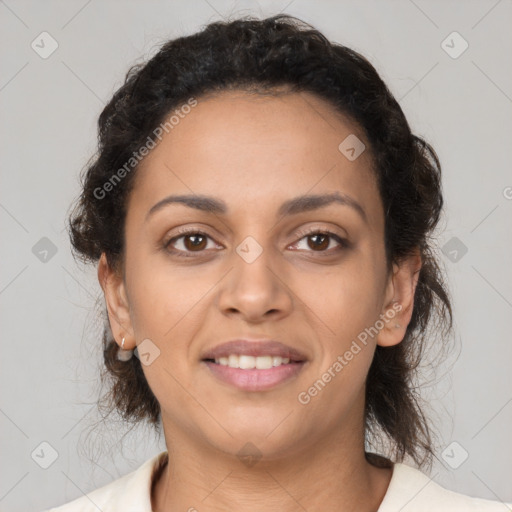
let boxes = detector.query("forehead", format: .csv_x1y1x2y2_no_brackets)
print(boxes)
128,90,382,227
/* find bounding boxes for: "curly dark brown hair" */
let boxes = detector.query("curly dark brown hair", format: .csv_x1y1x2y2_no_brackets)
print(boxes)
68,14,453,470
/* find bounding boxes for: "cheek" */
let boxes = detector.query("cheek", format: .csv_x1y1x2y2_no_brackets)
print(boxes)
125,252,203,339
298,257,385,400
298,268,381,410
125,258,222,392
127,274,170,338
303,255,384,346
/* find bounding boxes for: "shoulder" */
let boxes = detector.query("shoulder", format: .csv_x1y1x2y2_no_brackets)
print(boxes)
43,451,168,512
378,462,512,512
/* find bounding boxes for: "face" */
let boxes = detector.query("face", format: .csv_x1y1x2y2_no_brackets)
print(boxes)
100,90,417,461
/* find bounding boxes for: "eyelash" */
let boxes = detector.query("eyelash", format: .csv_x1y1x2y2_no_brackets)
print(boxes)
164,226,349,259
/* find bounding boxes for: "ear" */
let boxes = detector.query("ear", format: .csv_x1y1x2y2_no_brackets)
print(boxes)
377,247,422,348
97,252,135,350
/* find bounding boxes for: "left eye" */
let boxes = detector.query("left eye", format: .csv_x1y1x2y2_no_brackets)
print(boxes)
290,231,347,252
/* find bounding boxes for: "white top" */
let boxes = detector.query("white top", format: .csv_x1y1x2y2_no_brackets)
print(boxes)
46,451,511,511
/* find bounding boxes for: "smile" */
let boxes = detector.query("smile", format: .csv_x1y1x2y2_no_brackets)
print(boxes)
212,354,291,369
203,356,306,391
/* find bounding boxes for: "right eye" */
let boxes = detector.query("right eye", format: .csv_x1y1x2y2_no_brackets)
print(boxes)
164,229,222,257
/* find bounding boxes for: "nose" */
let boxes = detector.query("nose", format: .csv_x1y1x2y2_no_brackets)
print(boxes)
216,237,294,323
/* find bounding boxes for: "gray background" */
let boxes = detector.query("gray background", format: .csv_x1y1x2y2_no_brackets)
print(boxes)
1,0,511,510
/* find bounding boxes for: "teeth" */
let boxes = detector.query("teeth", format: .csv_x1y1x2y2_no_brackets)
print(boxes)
256,356,273,369
239,355,255,369
214,355,291,369
273,356,285,367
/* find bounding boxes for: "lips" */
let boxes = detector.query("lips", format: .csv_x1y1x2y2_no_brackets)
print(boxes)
200,339,308,362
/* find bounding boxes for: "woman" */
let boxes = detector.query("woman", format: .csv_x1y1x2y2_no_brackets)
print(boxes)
48,14,511,511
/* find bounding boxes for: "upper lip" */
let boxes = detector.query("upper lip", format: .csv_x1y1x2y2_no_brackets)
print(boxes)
201,339,308,362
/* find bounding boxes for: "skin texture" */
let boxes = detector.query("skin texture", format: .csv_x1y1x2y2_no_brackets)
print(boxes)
98,90,421,511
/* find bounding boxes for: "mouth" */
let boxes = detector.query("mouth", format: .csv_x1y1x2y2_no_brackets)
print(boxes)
203,354,302,368
201,339,307,391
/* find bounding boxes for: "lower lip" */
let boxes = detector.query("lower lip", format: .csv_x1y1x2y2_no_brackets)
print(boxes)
203,361,306,391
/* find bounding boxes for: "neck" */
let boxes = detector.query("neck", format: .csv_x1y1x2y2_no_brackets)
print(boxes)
151,421,392,511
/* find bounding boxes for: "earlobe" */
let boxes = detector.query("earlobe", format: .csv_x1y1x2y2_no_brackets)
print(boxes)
97,253,135,350
377,249,422,348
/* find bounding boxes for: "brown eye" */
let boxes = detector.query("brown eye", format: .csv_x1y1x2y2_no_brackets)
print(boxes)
182,233,207,251
291,230,348,253
165,230,218,257
307,233,330,251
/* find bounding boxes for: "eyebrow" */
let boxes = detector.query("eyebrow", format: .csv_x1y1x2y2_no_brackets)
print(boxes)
146,192,367,223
